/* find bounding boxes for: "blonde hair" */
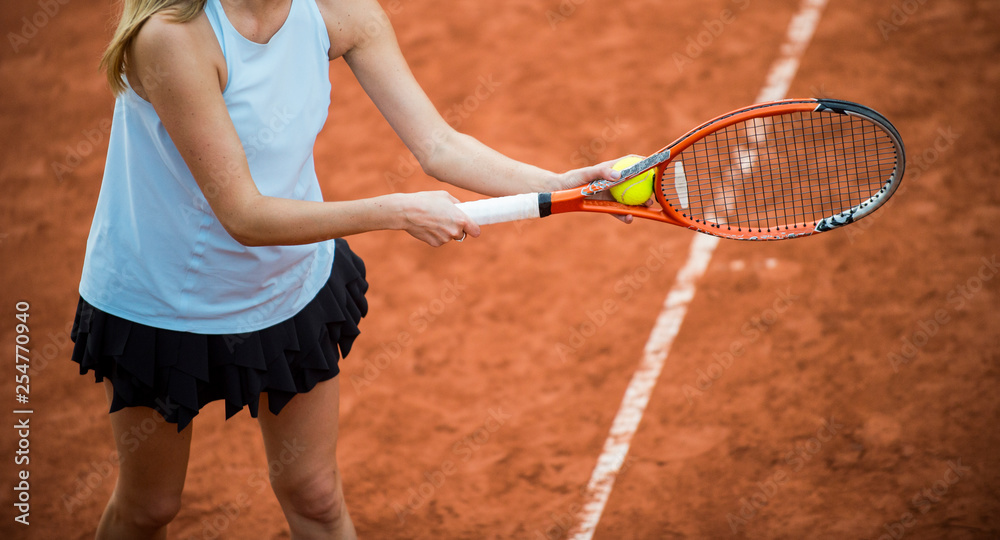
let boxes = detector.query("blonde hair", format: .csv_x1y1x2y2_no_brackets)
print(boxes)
100,0,207,94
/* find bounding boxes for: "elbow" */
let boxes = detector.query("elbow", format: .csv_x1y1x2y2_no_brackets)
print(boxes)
226,227,262,247
219,215,265,247
419,147,444,179
232,233,264,247
416,129,461,180
213,193,271,247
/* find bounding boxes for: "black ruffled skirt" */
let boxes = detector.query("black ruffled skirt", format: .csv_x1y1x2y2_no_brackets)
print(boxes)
70,238,368,431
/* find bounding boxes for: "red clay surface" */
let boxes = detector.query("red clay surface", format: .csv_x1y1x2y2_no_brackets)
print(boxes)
2,0,999,538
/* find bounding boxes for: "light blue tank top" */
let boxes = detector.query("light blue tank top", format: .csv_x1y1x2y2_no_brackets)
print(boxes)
79,0,334,334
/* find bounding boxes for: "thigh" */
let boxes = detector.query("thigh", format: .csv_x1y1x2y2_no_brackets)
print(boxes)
257,377,341,486
104,381,192,500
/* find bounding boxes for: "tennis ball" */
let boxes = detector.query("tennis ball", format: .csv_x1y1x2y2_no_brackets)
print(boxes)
609,155,655,206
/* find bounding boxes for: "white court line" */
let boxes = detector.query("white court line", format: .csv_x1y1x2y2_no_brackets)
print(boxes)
569,0,830,538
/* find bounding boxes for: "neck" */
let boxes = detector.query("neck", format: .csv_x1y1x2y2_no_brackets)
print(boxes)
219,0,292,43
222,0,289,17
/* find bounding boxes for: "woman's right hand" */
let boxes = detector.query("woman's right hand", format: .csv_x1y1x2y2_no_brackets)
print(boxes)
390,191,481,247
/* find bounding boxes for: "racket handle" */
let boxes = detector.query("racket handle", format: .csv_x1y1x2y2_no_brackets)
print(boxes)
456,193,545,225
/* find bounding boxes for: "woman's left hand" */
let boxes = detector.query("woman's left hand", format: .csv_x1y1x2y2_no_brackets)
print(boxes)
551,159,653,224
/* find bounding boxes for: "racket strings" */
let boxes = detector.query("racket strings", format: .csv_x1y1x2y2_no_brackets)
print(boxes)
661,111,898,232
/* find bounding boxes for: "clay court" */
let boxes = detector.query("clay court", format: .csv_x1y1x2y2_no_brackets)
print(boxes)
1,0,998,538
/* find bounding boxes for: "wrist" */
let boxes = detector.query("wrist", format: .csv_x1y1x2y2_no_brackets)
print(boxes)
370,193,408,231
534,170,563,194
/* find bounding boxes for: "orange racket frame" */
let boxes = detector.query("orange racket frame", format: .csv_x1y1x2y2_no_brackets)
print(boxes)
456,98,905,241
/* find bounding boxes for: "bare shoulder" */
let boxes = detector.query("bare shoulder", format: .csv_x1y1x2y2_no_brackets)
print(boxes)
129,9,225,97
314,0,396,60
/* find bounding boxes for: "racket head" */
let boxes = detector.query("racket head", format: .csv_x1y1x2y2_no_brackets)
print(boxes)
652,98,906,240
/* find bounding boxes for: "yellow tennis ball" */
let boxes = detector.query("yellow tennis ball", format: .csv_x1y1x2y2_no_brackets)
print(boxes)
609,155,655,206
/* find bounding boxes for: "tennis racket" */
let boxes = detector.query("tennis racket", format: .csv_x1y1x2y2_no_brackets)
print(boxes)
456,98,905,240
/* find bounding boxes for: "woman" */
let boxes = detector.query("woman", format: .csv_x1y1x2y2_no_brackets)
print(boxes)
72,0,629,537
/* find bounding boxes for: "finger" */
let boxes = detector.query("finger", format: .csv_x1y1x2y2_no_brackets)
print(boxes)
430,231,448,247
448,225,469,243
577,162,619,186
452,205,482,237
605,154,647,181
430,228,451,247
462,218,481,238
586,161,622,183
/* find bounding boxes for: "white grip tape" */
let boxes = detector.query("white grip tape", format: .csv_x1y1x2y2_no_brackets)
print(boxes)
456,193,542,225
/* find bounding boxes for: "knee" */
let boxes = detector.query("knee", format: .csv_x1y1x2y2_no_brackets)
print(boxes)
112,490,183,530
273,471,346,526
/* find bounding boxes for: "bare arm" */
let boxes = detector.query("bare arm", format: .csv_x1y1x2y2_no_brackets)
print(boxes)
332,0,623,198
129,11,474,247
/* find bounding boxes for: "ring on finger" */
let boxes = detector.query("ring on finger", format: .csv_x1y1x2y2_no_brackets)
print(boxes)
456,232,466,242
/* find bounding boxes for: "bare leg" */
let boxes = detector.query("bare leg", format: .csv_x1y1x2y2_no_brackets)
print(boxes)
258,377,357,540
96,380,193,540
